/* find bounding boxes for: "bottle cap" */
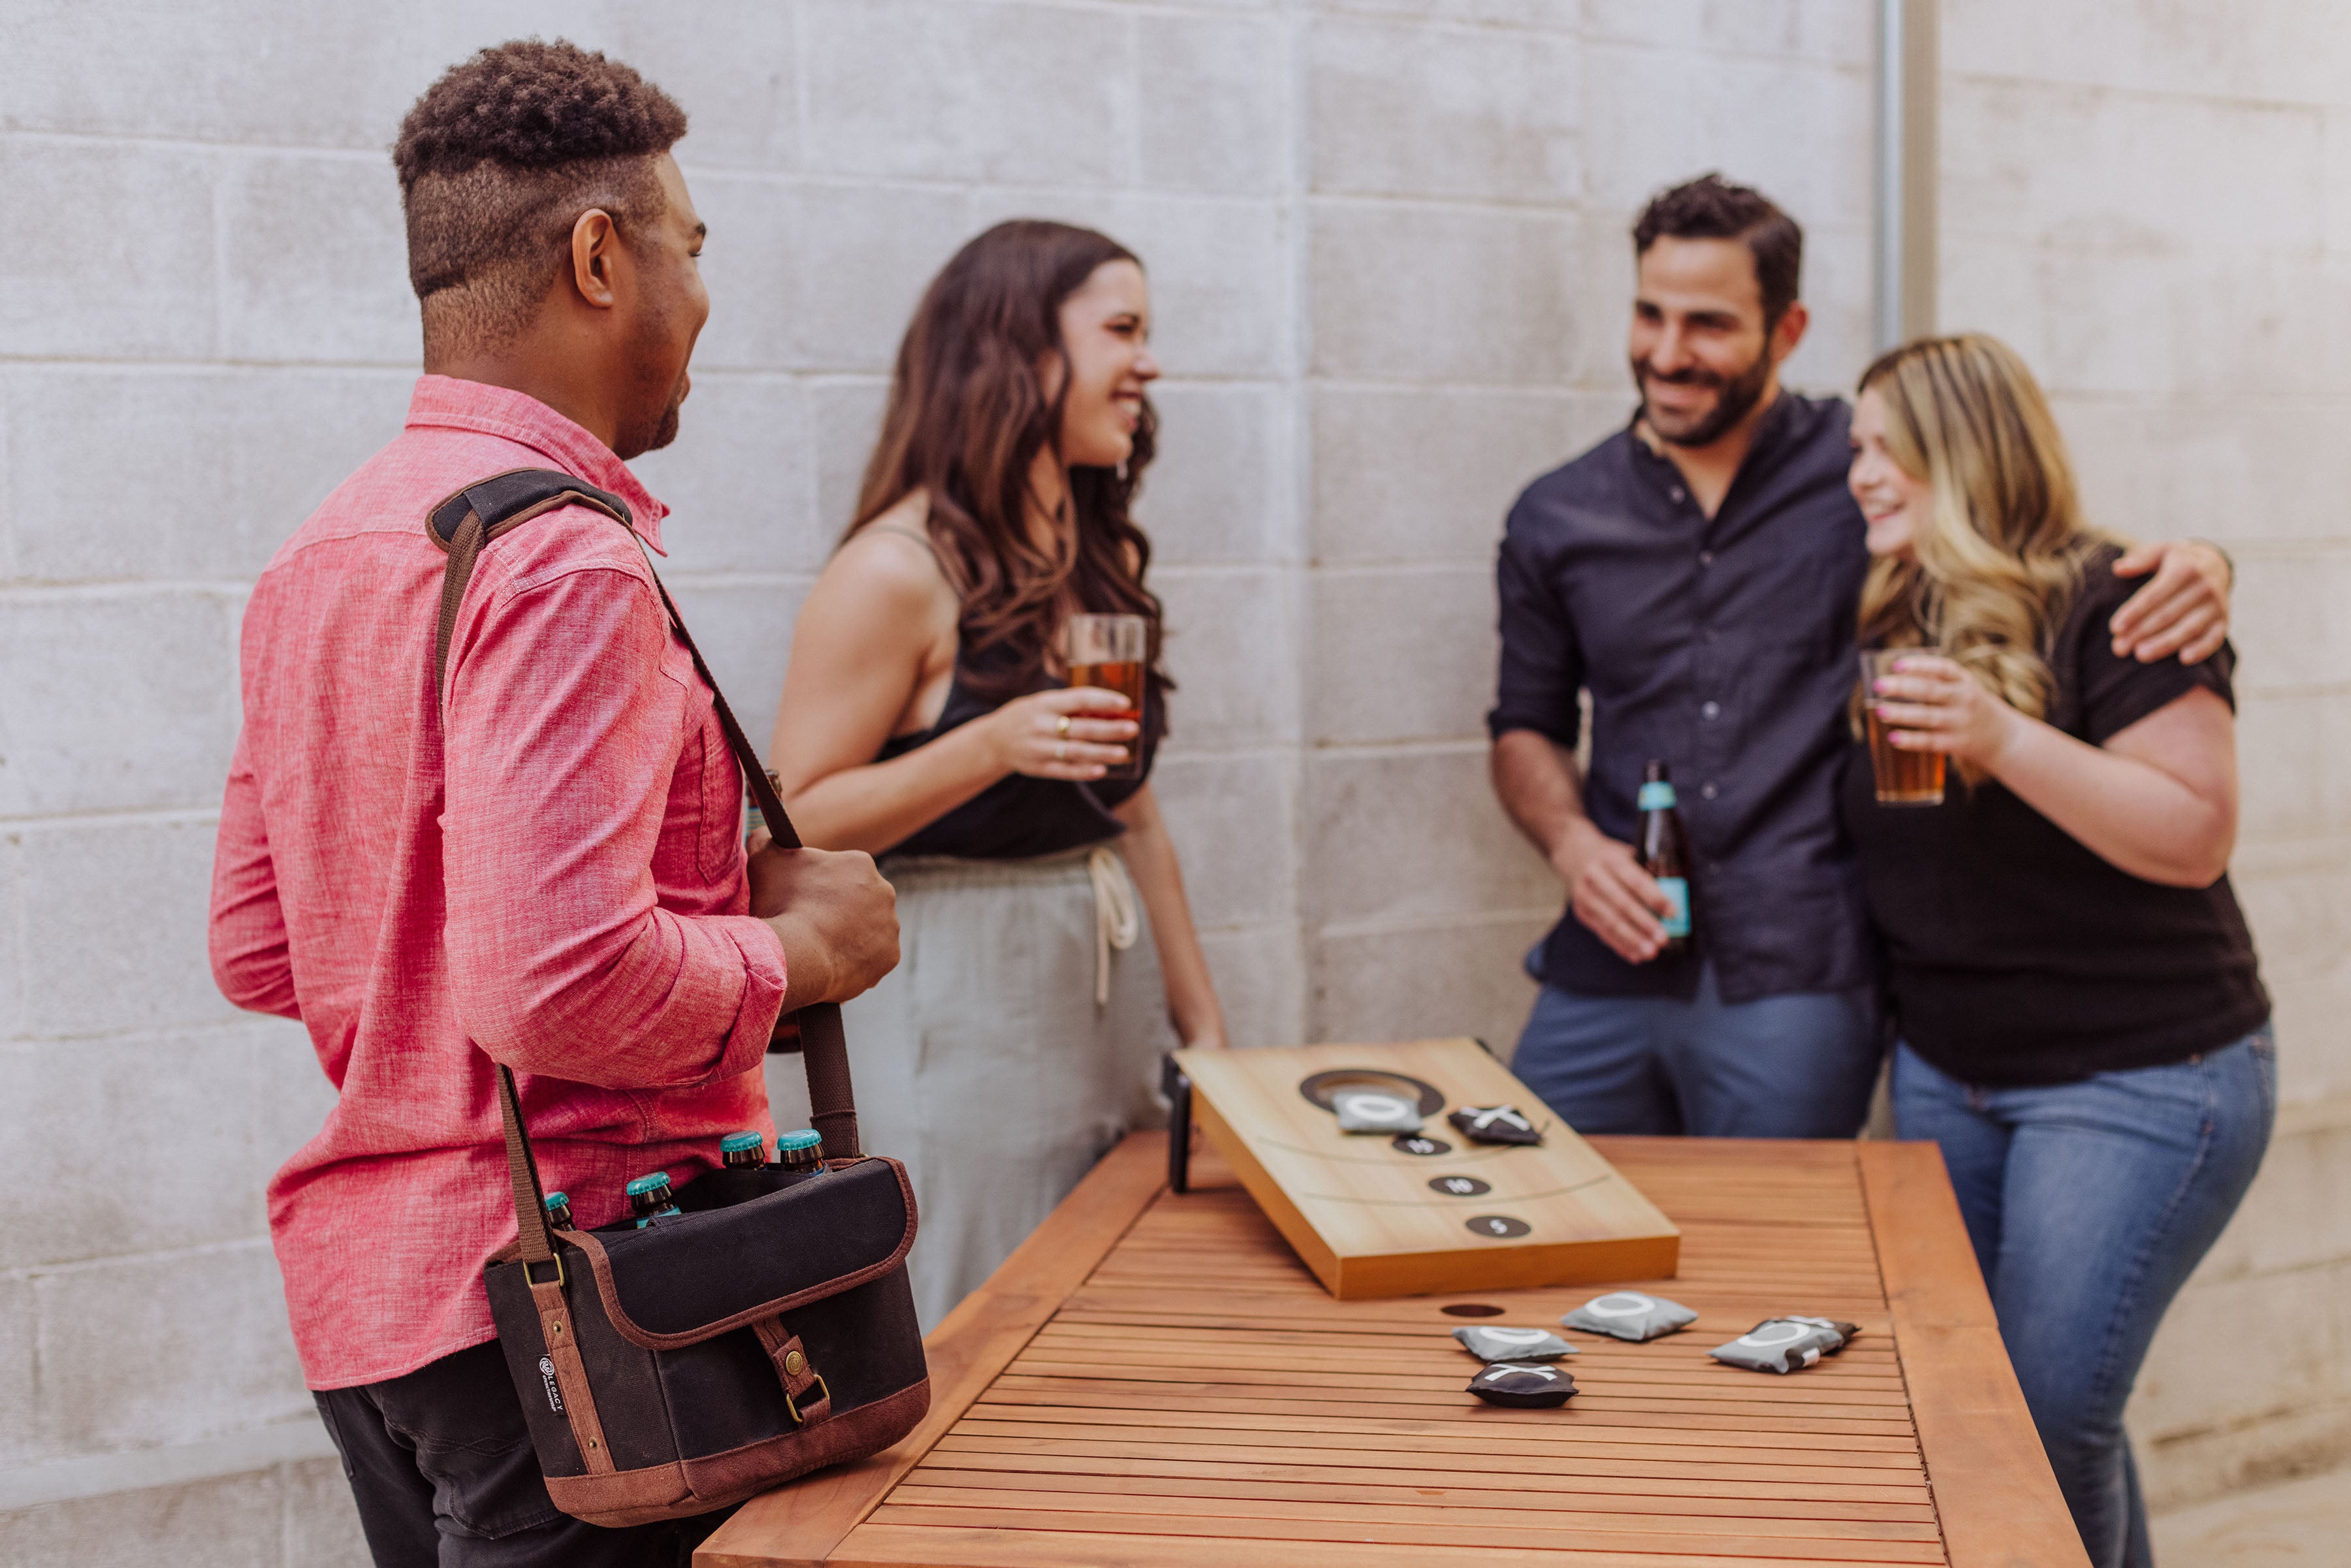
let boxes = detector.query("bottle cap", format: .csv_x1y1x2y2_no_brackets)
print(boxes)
776,1130,823,1153
720,1132,765,1155
543,1192,569,1211
625,1172,672,1196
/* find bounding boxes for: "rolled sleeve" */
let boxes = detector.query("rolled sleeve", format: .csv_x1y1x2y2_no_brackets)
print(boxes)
443,558,781,1088
209,725,301,1019
1487,508,1585,746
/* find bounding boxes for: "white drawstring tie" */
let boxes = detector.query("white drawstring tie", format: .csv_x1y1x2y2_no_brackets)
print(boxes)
1087,845,1140,1008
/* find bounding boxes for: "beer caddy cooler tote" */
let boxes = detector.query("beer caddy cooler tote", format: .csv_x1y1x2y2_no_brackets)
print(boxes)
430,470,931,1528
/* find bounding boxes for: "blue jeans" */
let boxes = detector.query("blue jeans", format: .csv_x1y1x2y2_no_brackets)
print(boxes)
1893,1032,2275,1568
1511,957,1881,1137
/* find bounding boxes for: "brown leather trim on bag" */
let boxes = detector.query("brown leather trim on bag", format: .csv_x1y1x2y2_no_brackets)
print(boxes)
530,1275,616,1476
544,1377,932,1529
752,1318,832,1427
559,1159,920,1351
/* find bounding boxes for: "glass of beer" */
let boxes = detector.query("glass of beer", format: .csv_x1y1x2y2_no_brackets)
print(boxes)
1861,649,1947,806
1064,613,1147,779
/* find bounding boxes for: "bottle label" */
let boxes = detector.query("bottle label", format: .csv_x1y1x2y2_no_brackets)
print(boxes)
1656,876,1691,938
1637,780,1678,811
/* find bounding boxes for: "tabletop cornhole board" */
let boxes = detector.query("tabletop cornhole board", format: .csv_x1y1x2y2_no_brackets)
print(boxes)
1170,1038,1680,1299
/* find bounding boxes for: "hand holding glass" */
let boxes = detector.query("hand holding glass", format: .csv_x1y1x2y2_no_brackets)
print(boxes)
1064,614,1147,780
1860,650,1947,807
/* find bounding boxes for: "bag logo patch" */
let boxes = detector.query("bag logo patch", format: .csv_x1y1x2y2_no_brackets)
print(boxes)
537,1356,564,1414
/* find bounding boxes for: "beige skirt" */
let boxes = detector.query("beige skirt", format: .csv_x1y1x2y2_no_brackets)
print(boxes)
764,844,1177,1331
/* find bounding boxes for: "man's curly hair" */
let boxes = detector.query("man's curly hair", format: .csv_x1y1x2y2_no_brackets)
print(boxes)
394,40,687,359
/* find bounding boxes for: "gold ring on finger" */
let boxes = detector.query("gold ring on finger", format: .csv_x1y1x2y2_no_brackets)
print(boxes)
1055,714,1072,738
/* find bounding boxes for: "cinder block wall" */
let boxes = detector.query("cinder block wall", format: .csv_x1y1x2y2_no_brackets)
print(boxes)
1936,0,2351,1507
0,2,2340,1560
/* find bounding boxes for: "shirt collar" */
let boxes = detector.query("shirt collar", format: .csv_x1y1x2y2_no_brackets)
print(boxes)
404,375,671,554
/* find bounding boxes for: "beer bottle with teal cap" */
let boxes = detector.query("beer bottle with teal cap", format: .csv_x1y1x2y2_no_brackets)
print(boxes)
775,1129,826,1189
1637,760,1691,956
720,1131,768,1169
626,1172,682,1228
543,1192,575,1232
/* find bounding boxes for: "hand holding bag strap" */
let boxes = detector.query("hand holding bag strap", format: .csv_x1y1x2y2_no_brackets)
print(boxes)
427,473,865,1268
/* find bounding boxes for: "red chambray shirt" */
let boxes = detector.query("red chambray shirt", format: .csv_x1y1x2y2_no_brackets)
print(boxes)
210,376,788,1390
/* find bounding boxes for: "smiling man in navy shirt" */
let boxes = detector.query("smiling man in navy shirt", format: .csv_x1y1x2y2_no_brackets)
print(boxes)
1488,174,2233,1138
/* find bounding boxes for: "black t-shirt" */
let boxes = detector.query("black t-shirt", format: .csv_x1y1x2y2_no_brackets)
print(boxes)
1839,547,2269,1087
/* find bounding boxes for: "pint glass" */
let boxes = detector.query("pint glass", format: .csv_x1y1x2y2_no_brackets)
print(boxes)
1860,649,1947,807
1064,613,1147,780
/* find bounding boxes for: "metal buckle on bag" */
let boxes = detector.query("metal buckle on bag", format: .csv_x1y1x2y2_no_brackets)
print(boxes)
784,1371,830,1426
524,1253,566,1290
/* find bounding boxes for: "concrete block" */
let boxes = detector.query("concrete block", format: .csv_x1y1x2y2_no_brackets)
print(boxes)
2226,549,2351,693
1155,568,1294,751
1309,386,1611,565
1309,204,1578,383
0,1275,35,1469
2132,1258,2351,1442
2191,1118,2351,1285
799,0,1129,186
1309,564,1494,746
2230,839,2351,990
217,154,417,366
1942,0,2351,109
664,581,807,753
2148,1461,2351,1562
281,1454,371,1567
1308,912,1550,1052
1198,924,1308,1049
2049,395,2351,548
1316,0,1569,28
1304,744,1561,928
11,817,243,1038
1090,194,1288,381
2235,692,2351,846
0,140,217,361
0,1022,328,1273
3,366,412,586
1579,0,1869,65
1309,16,1580,203
425,0,801,169
0,1467,285,1568
34,1243,312,1453
1579,44,1872,232
1136,382,1290,568
3,0,425,148
0,591,240,818
2328,110,2351,258
1148,752,1296,931
2138,1396,2351,1514
1136,12,1287,195
812,378,892,538
632,373,823,577
1942,78,2325,255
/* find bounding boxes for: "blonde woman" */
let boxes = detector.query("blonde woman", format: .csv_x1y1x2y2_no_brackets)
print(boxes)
1842,334,2271,1568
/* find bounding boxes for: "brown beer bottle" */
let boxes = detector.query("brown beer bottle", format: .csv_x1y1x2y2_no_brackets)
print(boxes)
1637,760,1691,955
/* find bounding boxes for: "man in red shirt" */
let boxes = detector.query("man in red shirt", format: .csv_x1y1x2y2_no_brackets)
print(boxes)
208,41,897,1566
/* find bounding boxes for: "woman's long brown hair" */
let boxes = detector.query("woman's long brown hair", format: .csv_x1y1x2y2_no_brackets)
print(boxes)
846,219,1167,702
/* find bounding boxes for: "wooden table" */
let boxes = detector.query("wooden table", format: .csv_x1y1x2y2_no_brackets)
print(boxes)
700,1134,2088,1568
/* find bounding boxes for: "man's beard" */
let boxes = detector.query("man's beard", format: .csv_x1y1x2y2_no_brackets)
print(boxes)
1633,338,1775,448
615,366,688,460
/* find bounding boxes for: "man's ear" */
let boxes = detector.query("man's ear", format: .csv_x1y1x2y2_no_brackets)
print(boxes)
1770,298,1811,363
569,209,621,310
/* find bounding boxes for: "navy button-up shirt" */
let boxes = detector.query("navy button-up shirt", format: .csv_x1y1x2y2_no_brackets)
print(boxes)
1489,392,1873,1004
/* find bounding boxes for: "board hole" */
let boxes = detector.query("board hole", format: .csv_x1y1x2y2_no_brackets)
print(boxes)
1440,1303,1505,1318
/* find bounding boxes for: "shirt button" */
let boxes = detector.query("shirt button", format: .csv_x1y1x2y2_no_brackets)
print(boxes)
1671,486,1687,504
1701,701,1721,720
1698,549,1716,566
1701,781,1719,800
1702,627,1719,643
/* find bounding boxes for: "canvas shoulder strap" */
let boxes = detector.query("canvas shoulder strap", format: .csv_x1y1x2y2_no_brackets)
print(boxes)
426,469,861,1270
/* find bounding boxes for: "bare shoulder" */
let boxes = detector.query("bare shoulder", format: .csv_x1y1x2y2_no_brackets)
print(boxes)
801,495,957,654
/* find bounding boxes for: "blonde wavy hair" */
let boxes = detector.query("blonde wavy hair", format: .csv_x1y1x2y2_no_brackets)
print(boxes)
1853,334,2120,769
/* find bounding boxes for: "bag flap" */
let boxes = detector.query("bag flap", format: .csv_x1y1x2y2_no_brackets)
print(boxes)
562,1157,916,1351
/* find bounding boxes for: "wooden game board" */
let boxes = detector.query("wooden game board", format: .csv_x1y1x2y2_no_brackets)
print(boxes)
1172,1039,1680,1298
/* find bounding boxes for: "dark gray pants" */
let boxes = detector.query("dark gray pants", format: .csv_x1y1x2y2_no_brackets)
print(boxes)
314,1339,733,1567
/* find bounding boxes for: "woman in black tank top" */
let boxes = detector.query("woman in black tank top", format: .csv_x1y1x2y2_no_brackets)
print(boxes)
764,221,1227,1330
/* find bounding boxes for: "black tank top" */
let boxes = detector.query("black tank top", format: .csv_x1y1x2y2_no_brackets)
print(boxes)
877,638,1164,860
